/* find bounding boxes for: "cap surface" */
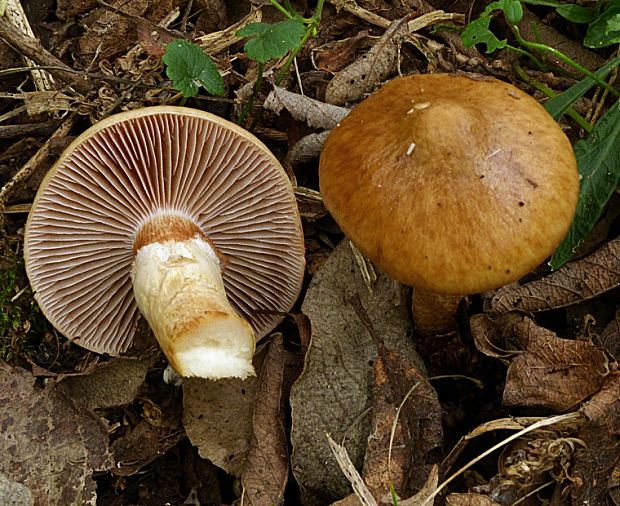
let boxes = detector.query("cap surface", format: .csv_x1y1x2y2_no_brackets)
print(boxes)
25,106,305,354
319,73,579,294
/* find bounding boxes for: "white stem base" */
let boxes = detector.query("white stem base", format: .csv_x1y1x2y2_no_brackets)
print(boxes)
131,236,256,379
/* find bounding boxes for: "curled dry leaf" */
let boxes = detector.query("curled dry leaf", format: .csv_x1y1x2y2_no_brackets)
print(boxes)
469,312,524,360
264,86,349,129
57,356,154,411
570,372,620,504
285,131,331,169
500,316,609,411
324,18,409,105
0,362,113,505
241,336,289,506
491,236,620,313
290,240,423,504
182,347,266,476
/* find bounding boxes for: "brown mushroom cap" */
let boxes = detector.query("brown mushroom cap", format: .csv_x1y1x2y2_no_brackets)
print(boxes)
319,73,579,294
25,106,305,354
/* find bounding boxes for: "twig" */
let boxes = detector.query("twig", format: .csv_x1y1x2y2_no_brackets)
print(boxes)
4,0,55,91
0,114,76,228
0,15,91,94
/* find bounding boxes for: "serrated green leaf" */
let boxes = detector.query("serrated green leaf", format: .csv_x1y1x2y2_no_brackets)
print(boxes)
550,100,620,269
555,4,596,24
236,19,305,63
584,6,620,48
162,39,225,98
461,16,508,53
544,56,620,120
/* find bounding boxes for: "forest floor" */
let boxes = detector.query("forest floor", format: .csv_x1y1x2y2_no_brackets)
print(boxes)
0,0,619,505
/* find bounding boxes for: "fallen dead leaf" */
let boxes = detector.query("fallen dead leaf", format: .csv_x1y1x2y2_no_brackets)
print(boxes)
290,240,427,504
570,372,620,504
324,18,408,105
182,346,266,477
397,464,439,506
500,316,609,411
315,31,370,72
111,418,184,476
0,361,113,505
241,335,289,506
445,493,501,505
57,356,154,411
359,318,442,500
264,86,349,129
491,237,620,313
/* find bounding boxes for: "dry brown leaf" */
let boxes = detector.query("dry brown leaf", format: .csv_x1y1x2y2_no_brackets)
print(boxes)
396,464,439,506
315,31,370,72
360,332,442,499
570,372,620,504
264,86,350,129
502,317,609,411
241,336,289,506
445,493,501,506
182,347,266,476
0,362,113,505
491,237,620,313
57,356,153,411
290,240,420,504
324,18,408,105
469,313,524,360
112,418,184,476
78,0,148,60
599,310,620,359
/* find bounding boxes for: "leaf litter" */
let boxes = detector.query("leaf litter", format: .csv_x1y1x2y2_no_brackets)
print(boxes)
1,0,620,503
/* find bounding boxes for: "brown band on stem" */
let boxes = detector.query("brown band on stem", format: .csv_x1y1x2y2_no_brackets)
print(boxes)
132,214,231,268
133,215,204,254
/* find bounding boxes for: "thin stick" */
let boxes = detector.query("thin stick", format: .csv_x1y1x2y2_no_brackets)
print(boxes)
0,114,76,225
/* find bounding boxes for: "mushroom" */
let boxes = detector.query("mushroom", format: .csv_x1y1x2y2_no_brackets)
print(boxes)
25,106,305,379
319,73,579,335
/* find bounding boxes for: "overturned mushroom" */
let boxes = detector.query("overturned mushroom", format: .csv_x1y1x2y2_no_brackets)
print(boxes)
25,106,305,379
319,73,579,334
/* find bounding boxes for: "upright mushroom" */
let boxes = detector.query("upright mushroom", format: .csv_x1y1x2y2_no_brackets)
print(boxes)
319,73,579,334
25,106,305,379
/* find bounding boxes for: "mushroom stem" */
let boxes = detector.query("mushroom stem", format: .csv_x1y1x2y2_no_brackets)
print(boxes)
411,288,462,336
131,215,256,380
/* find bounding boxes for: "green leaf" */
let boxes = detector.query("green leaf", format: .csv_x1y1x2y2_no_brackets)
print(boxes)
503,0,524,24
550,100,620,269
461,16,508,53
555,4,596,24
584,6,620,48
237,19,306,64
162,39,225,98
544,56,620,119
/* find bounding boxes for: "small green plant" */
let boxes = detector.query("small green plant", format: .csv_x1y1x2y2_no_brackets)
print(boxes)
460,0,620,268
0,260,37,362
162,39,225,100
235,0,325,123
